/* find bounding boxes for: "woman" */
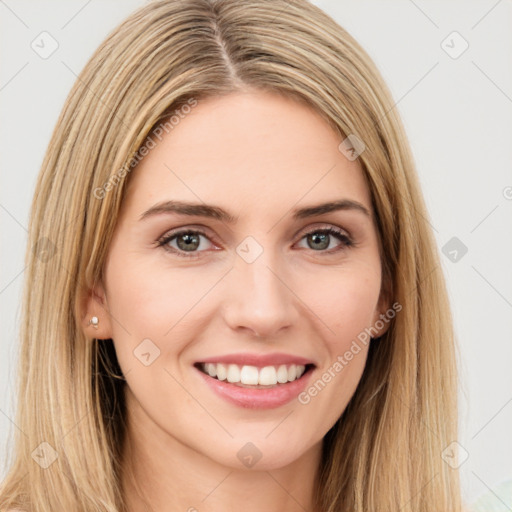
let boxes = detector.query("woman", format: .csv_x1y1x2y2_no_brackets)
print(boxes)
0,0,464,510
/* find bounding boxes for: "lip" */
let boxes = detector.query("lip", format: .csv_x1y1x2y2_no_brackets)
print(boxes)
193,363,315,409
197,352,316,367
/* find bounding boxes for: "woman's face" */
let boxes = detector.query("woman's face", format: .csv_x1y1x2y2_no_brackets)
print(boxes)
94,90,389,471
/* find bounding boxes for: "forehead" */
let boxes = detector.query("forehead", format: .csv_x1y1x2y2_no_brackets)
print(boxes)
122,91,371,220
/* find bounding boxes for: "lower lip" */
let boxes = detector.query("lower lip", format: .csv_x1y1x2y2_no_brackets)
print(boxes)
194,366,314,409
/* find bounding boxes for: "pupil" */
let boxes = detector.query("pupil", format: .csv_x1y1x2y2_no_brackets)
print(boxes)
309,232,329,250
178,233,199,251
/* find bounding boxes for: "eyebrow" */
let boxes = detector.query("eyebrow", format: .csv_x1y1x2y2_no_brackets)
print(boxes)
139,198,371,223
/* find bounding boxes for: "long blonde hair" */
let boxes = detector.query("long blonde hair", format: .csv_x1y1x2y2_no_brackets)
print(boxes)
0,0,462,510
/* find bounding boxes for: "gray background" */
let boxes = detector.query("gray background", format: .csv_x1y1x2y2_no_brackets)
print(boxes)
1,0,511,507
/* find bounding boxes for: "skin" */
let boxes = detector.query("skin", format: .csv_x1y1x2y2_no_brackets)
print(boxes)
83,90,390,512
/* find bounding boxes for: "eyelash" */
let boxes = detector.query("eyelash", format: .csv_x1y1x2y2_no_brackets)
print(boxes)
156,226,355,259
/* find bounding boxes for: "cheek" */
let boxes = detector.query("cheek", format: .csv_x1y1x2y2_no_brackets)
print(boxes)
101,254,162,351
105,252,212,333
103,249,224,377
298,261,381,347
296,263,380,416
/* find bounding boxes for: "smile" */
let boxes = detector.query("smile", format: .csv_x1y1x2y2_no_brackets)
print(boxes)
196,362,313,387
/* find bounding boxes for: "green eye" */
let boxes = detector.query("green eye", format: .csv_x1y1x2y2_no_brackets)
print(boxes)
157,226,354,258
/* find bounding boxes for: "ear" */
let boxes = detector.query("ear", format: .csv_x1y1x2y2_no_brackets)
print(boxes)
80,280,114,340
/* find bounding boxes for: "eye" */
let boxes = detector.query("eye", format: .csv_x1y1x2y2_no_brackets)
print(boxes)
156,225,355,258
157,229,216,258
296,226,354,253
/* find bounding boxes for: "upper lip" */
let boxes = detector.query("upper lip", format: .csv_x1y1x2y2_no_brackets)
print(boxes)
196,352,316,367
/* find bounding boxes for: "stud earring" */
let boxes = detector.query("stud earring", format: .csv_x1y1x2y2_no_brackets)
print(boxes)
88,316,99,329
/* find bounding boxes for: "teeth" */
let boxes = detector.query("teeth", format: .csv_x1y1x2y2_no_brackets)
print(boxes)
258,366,276,385
216,363,227,381
276,364,289,383
227,364,241,383
206,363,217,377
240,365,259,385
201,363,307,386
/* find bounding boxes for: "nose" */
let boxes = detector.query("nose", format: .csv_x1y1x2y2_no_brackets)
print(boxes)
222,248,299,339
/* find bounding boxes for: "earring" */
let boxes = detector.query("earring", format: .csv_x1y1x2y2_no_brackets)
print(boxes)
88,316,99,329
